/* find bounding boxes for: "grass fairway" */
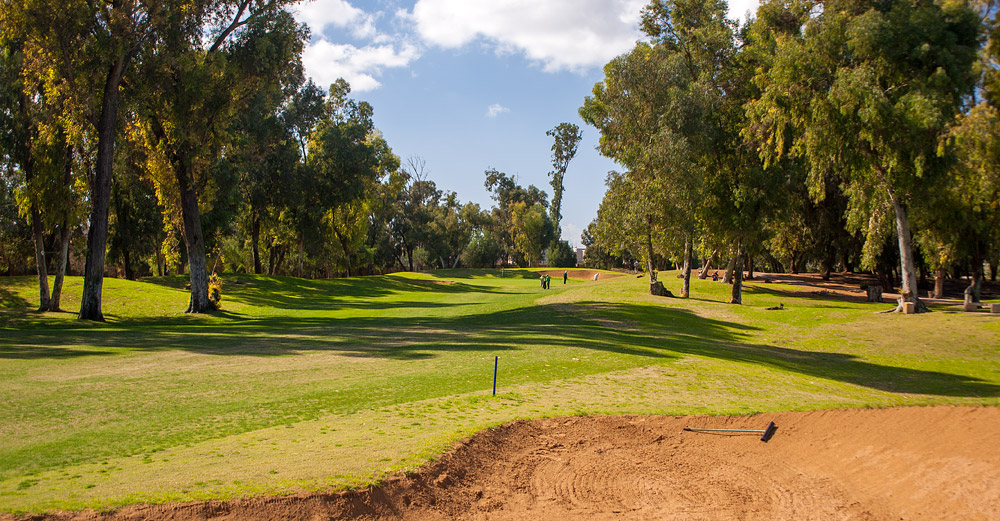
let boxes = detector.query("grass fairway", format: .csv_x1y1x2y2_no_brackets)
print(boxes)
1,269,998,513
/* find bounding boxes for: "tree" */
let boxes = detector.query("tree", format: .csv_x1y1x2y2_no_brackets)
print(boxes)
0,36,83,311
484,169,550,267
581,0,744,298
510,201,555,267
138,5,306,312
1,0,172,320
545,122,581,238
746,0,980,311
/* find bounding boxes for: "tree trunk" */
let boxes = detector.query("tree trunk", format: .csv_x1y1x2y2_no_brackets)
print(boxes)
251,214,262,275
297,232,304,278
746,253,755,280
80,54,130,321
790,251,799,274
965,258,983,303
933,267,944,299
407,246,414,272
267,237,276,275
274,246,286,275
729,244,743,304
30,203,51,312
644,218,657,293
644,218,655,280
681,235,692,298
48,217,72,311
176,159,214,313
989,257,999,282
698,249,718,279
48,144,75,311
156,247,164,277
822,246,835,280
722,256,736,284
334,229,352,277
122,248,134,280
888,188,927,313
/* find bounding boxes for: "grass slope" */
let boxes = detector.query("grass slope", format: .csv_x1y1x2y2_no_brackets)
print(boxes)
1,269,998,513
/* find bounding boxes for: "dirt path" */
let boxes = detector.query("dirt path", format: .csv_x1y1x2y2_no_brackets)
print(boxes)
10,406,998,521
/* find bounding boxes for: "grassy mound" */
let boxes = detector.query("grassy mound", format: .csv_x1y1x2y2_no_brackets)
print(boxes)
1,269,997,513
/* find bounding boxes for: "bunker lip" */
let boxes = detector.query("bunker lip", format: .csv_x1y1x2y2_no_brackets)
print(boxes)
7,405,998,521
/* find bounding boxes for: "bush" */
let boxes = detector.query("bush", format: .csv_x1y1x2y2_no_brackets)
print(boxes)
547,241,577,268
208,273,223,308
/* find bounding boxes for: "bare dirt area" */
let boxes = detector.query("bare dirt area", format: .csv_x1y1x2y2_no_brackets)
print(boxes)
534,269,623,281
705,270,999,307
10,406,998,521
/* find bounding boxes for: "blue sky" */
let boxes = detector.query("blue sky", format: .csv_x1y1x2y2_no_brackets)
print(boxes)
292,0,760,247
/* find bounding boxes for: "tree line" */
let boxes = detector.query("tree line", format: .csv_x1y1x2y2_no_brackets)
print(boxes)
579,0,999,311
0,1,581,320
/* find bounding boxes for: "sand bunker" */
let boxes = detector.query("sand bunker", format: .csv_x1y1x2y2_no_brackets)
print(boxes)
11,406,998,521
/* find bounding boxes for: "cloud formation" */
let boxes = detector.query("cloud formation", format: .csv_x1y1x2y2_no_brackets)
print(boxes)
408,0,646,72
295,0,377,39
302,39,420,92
295,0,420,92
486,104,510,117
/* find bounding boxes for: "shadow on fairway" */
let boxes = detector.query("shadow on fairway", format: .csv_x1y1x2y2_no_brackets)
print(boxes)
140,274,513,312
2,299,997,398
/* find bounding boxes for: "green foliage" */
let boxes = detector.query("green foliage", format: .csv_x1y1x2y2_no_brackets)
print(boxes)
208,273,222,307
462,230,505,268
547,241,577,268
545,122,582,234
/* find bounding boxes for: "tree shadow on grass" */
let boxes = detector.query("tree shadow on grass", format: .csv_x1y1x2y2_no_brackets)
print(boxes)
1,299,996,398
140,273,514,312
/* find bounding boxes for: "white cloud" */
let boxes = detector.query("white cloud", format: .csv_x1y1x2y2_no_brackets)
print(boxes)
561,223,583,246
728,0,761,22
408,0,647,72
486,103,510,117
295,0,377,39
303,40,421,92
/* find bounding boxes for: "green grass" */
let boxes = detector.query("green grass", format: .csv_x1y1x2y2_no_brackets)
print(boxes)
1,269,998,513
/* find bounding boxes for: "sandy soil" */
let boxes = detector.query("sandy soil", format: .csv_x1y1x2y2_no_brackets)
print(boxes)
10,406,998,521
533,269,624,281
702,270,999,307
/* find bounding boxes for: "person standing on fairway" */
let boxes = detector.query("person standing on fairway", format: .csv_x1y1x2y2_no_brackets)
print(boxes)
563,271,568,284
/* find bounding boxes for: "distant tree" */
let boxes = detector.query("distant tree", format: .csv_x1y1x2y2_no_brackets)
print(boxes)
545,122,581,239
547,241,577,268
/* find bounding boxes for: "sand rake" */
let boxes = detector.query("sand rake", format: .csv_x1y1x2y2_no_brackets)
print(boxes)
683,421,778,442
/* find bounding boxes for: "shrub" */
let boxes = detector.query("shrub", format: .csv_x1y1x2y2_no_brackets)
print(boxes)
208,273,223,308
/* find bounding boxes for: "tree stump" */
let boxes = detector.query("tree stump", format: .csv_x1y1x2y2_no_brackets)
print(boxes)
865,285,883,302
649,281,674,297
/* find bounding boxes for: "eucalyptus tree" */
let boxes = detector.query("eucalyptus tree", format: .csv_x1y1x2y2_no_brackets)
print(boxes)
581,0,746,299
745,0,980,311
0,37,83,311
138,5,306,311
483,169,550,267
0,0,172,320
545,122,581,238
302,79,381,276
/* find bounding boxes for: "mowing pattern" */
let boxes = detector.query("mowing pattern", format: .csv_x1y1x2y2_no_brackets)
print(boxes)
6,405,997,521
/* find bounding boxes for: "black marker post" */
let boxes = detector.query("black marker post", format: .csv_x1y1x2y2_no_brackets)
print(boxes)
492,356,499,396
